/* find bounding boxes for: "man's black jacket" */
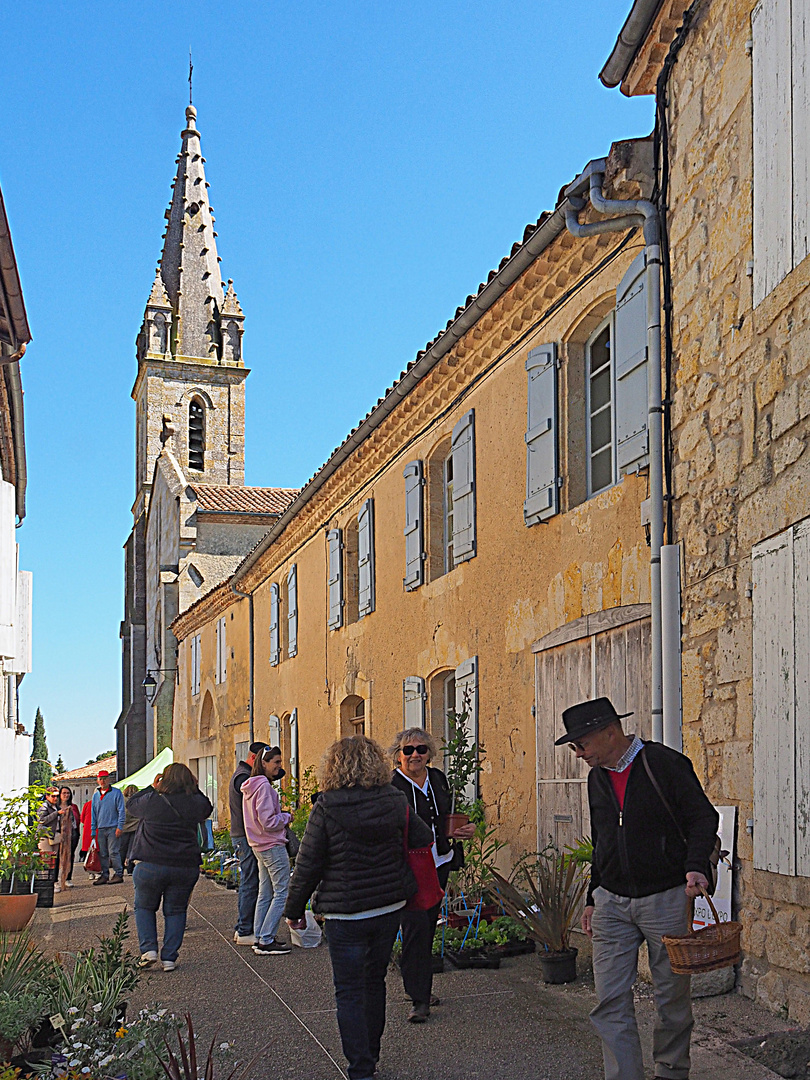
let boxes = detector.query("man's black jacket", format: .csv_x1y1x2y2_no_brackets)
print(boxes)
587,741,719,904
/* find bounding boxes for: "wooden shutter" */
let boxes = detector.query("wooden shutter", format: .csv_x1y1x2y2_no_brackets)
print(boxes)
524,344,559,525
358,498,376,617
0,482,15,658
403,676,426,728
268,714,281,747
9,569,32,675
327,528,344,630
191,634,201,696
793,2,810,268
451,410,476,563
287,565,298,658
269,583,280,666
403,461,425,590
752,0,793,304
217,617,227,682
290,708,299,783
454,656,479,803
613,252,649,476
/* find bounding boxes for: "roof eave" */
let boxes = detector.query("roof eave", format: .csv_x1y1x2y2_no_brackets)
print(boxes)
599,0,664,90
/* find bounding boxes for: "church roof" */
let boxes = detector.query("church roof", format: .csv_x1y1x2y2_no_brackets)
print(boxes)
156,106,235,362
189,485,298,516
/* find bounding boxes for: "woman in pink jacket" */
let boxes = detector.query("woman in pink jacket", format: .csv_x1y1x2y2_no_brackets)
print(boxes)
241,746,293,956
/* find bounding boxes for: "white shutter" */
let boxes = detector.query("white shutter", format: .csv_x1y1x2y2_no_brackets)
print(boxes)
358,498,376,618
614,252,649,476
793,2,810,268
403,461,425,590
269,583,280,666
327,528,344,630
451,410,476,563
753,527,796,874
289,708,299,783
287,565,298,658
268,714,281,748
9,569,32,675
403,676,426,728
191,634,201,696
752,0,793,304
794,521,810,874
216,617,227,683
524,344,559,525
0,482,16,658
215,619,221,683
454,656,479,804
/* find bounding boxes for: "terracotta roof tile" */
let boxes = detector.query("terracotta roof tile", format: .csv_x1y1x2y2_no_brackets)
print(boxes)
189,485,298,515
54,755,117,782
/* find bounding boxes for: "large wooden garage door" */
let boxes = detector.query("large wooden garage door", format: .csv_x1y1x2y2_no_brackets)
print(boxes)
534,605,651,853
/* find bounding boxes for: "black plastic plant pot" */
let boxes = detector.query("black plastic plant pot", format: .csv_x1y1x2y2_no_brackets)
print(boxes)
34,881,54,908
0,877,35,895
495,939,536,958
538,946,578,984
445,947,501,970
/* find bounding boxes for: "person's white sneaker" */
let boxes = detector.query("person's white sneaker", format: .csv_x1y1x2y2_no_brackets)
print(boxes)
162,960,177,972
138,951,158,968
54,884,62,893
65,881,74,888
233,932,256,945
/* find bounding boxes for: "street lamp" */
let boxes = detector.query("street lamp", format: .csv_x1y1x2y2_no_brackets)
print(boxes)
142,669,174,706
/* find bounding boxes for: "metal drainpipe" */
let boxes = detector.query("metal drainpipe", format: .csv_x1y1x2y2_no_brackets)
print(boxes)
230,584,254,743
565,170,676,748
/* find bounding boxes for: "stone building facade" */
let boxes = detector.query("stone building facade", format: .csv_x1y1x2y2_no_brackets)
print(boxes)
603,0,810,1022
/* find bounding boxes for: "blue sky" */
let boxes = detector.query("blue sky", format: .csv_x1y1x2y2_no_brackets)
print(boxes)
0,1,653,769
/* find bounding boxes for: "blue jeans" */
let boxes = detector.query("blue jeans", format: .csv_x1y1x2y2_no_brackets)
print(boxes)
253,845,290,945
133,862,199,963
96,827,122,878
324,910,401,1080
232,836,259,936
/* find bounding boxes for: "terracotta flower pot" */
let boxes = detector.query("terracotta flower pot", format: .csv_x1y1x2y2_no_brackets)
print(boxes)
0,892,38,932
445,812,470,838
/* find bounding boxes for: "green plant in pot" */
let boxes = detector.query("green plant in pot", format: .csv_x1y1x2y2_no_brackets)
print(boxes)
489,848,589,984
442,691,483,837
0,787,47,932
446,803,507,919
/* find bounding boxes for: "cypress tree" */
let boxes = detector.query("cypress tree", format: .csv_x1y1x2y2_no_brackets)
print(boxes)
29,709,52,786
55,754,65,774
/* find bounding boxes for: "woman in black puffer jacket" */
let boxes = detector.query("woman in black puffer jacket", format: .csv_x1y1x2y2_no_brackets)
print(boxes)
285,735,432,1080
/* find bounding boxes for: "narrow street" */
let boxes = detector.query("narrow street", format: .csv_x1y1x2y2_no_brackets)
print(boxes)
34,876,788,1080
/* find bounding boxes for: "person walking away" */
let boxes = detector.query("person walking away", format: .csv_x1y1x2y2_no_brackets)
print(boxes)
285,735,433,1080
56,787,80,892
557,697,719,1080
389,728,475,1022
229,742,265,944
118,786,140,873
127,763,212,971
241,746,293,955
90,771,126,885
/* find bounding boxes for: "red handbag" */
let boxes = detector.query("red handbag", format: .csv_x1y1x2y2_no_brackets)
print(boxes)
83,840,102,874
403,807,444,911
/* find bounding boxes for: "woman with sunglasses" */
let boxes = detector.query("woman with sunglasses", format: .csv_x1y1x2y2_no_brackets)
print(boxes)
390,729,477,1023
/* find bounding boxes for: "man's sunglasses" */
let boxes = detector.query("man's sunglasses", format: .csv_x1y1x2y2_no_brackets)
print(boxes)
401,744,429,757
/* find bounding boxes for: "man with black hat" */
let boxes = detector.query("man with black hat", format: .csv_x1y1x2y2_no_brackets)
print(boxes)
557,697,718,1080
229,742,270,944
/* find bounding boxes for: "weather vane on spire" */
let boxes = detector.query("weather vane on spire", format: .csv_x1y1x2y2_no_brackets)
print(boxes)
188,48,193,106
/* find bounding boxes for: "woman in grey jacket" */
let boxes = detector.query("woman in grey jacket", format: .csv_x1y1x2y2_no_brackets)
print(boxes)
285,735,432,1080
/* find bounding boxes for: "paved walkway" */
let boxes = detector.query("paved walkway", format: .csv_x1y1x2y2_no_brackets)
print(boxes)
33,874,790,1080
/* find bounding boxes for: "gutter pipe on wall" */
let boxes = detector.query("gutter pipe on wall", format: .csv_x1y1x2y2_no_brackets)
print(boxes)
230,203,570,590
599,0,664,90
565,163,681,750
230,583,254,743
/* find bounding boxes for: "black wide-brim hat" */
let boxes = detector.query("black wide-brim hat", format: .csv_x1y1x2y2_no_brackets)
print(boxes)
554,697,633,746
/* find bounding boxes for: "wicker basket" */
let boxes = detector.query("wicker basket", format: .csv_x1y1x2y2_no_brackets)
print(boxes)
662,887,741,975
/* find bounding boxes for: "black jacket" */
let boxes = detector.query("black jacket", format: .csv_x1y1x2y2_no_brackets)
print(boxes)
284,784,433,920
588,741,719,904
229,761,251,838
128,787,213,867
390,767,453,856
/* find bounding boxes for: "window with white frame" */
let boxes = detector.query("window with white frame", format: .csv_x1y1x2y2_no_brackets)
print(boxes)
442,451,454,573
194,755,218,825
215,617,227,683
587,315,615,495
190,633,201,696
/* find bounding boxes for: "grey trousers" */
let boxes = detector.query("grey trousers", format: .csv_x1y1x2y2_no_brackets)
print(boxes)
590,885,693,1080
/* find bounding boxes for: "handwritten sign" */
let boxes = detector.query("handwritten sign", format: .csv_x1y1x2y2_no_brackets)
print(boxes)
692,805,736,930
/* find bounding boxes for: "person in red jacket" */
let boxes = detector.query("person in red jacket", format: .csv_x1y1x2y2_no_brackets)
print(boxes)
80,795,95,858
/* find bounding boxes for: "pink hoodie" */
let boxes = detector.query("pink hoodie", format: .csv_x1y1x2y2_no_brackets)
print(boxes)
241,774,291,851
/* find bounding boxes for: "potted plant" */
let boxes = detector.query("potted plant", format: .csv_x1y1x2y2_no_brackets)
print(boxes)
442,692,483,837
446,811,506,924
489,848,589,984
0,787,47,932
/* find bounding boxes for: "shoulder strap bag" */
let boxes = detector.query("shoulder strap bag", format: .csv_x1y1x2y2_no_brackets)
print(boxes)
639,747,724,895
403,806,444,911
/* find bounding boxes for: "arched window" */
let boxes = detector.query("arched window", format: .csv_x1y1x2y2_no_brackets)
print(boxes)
340,695,365,736
426,436,453,581
199,690,215,741
189,398,205,471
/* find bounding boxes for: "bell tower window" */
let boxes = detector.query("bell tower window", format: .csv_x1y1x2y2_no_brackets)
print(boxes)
189,399,205,471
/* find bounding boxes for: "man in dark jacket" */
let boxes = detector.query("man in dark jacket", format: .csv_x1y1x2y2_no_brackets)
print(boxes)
229,742,266,944
556,698,719,1080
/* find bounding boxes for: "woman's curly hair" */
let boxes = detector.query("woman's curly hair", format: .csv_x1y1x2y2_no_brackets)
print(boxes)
320,735,392,791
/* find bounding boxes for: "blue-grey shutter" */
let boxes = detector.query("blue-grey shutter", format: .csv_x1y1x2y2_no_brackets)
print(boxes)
451,410,476,563
524,344,559,525
289,708,299,783
358,498,376,617
269,583,280,666
403,461,425,590
327,528,344,630
614,252,649,475
287,565,298,658
454,657,479,804
403,676,426,728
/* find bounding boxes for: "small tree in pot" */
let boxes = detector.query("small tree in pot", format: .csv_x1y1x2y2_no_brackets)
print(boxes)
442,690,483,837
0,787,47,932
